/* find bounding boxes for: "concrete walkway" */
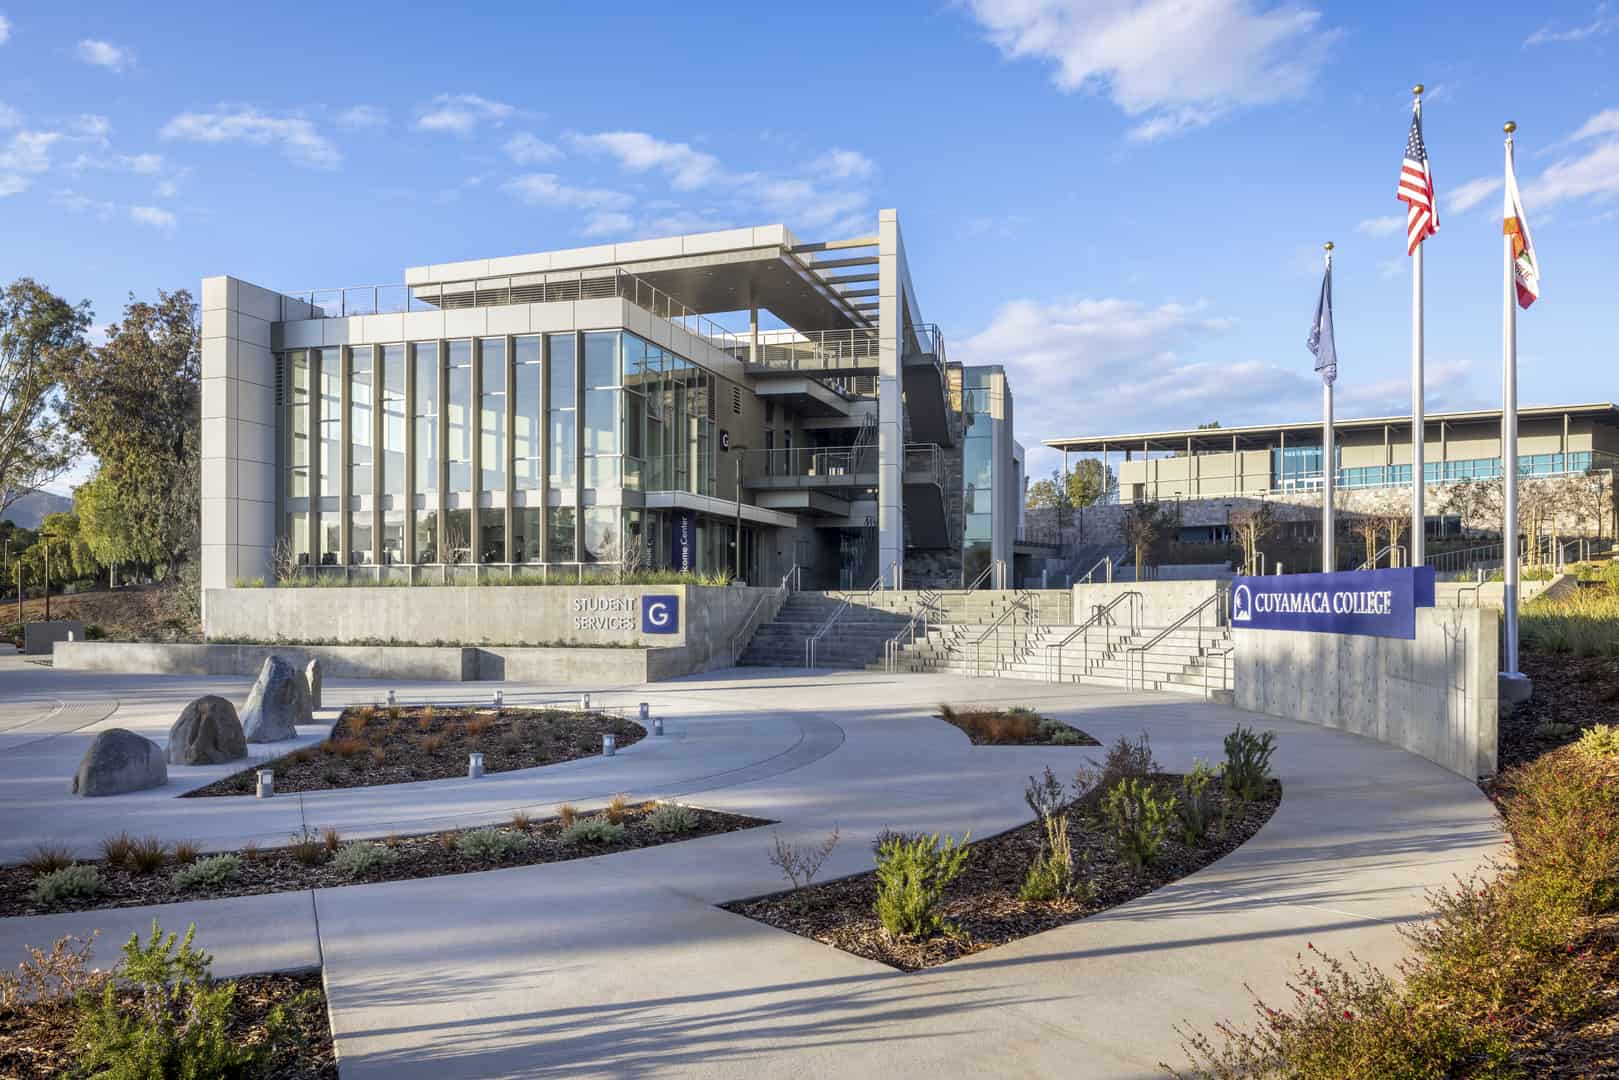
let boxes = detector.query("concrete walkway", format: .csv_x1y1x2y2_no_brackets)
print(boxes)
0,661,1503,1078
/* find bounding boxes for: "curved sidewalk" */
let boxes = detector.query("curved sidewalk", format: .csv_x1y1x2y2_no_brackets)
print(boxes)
0,666,1503,1078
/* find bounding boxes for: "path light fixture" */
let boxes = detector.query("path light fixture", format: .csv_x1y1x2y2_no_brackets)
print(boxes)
468,752,485,779
580,693,591,711
256,769,274,799
494,690,503,709
602,733,617,757
654,717,664,737
387,689,396,707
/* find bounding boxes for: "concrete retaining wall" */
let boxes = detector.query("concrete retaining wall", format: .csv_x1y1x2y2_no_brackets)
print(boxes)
1072,580,1223,626
23,621,85,656
1234,605,1498,778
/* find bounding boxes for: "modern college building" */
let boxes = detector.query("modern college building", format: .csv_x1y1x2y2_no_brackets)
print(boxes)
199,211,1023,601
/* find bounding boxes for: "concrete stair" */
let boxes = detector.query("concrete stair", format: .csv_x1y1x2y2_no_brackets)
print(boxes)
738,592,912,670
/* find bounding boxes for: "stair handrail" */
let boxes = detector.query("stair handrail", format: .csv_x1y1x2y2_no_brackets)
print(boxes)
1357,544,1407,571
732,564,800,666
964,590,1039,678
1079,556,1113,584
1126,589,1229,691
808,566,886,668
1044,590,1142,684
883,588,941,672
963,562,995,591
1203,642,1236,697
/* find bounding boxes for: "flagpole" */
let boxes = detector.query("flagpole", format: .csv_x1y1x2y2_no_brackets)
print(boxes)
1502,121,1521,676
1322,242,1336,573
1410,84,1427,569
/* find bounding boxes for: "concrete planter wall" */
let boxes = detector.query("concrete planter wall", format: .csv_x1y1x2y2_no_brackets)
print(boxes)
1234,605,1498,779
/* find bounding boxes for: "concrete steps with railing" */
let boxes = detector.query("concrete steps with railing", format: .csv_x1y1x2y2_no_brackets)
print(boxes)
737,592,911,670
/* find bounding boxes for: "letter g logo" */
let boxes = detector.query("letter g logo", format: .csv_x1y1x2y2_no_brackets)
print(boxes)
641,594,679,634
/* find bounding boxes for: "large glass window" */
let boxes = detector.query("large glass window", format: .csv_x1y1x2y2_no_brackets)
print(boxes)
317,348,342,498
350,346,373,497
514,508,541,563
583,332,620,494
284,511,310,567
349,511,373,564
583,506,622,562
446,340,472,493
513,336,541,491
285,351,310,498
412,342,439,495
319,517,341,566
415,509,439,564
445,508,472,564
548,333,576,488
548,506,576,562
382,510,405,565
480,513,506,563
382,345,406,495
479,337,506,492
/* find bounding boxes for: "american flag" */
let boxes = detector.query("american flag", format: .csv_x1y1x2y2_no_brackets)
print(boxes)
1397,108,1439,255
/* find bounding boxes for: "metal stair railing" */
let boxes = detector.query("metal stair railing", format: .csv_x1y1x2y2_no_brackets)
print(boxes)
1078,556,1113,584
807,565,890,669
731,564,800,666
1044,590,1143,684
962,562,995,591
1203,643,1236,696
884,589,942,672
1126,589,1229,691
1357,544,1407,571
964,591,1041,679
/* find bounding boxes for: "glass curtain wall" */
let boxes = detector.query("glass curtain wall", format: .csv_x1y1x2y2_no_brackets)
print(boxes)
349,346,374,564
548,333,577,560
412,342,438,563
381,344,406,564
479,336,506,563
962,372,994,584
513,336,541,563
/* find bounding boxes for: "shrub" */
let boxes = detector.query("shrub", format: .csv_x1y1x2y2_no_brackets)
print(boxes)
172,839,200,865
768,828,840,889
417,707,436,732
1577,723,1619,759
30,865,101,906
173,854,240,891
557,802,578,828
1103,778,1176,869
126,835,169,874
1521,589,1619,656
647,803,698,835
465,713,493,737
321,826,342,854
419,734,446,754
240,840,259,863
1078,732,1159,794
1019,813,1090,904
457,826,531,860
873,832,970,940
560,819,626,846
606,793,630,825
1500,746,1619,913
23,842,74,876
1024,766,1067,822
330,842,397,879
328,737,366,759
100,831,134,868
288,827,324,866
0,932,106,1010
72,922,296,1078
1223,725,1278,802
1176,760,1220,845
510,809,534,831
1048,727,1088,746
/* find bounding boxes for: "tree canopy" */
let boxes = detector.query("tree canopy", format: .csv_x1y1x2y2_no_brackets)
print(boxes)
1026,460,1114,509
0,279,90,518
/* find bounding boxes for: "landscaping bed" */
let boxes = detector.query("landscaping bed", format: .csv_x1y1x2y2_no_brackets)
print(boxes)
184,703,645,797
936,703,1101,747
3,801,768,917
1497,651,1619,773
727,730,1280,972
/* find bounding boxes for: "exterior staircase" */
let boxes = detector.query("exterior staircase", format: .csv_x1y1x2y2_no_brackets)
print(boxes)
738,592,911,670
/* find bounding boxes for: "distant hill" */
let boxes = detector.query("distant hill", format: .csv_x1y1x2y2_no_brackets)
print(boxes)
1,490,73,530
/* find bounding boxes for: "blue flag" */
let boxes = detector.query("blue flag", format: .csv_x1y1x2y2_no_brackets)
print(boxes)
1307,263,1337,386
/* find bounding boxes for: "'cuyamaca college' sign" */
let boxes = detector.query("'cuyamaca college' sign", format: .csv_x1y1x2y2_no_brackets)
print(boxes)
1229,567,1435,639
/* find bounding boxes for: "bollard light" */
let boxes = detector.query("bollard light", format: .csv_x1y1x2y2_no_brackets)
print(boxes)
653,716,664,737
468,752,485,779
256,769,274,799
602,733,617,757
580,692,591,711
387,689,396,707
639,702,649,722
494,690,504,709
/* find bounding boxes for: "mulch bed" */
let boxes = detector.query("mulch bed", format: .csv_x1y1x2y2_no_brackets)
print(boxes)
184,704,645,797
1509,911,1619,1079
936,705,1102,747
1,803,768,918
725,777,1279,971
0,970,336,1079
1495,651,1619,774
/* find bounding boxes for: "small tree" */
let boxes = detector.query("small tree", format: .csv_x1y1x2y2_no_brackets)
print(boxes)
1349,515,1382,569
1065,459,1113,508
0,279,90,519
1230,502,1277,575
1120,501,1172,580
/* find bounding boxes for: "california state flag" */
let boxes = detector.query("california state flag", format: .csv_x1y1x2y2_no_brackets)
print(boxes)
1505,153,1540,308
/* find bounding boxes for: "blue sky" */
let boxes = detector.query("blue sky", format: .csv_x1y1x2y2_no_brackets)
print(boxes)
3,1,1617,490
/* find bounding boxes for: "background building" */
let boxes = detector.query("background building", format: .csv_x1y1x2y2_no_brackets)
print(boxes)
199,211,1022,609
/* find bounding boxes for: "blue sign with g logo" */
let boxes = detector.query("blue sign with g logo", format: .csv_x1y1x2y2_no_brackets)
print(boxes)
642,595,679,634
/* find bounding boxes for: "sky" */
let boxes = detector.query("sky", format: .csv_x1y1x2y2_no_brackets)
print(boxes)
3,1,1617,492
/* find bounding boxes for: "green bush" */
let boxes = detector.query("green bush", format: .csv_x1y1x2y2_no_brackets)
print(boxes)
1222,725,1277,801
873,832,970,939
1103,779,1176,869
1577,723,1619,759
455,827,532,861
1521,589,1619,657
559,819,626,845
72,921,299,1079
171,855,240,891
330,842,397,879
1501,746,1619,913
30,865,100,906
645,804,698,835
1175,760,1219,845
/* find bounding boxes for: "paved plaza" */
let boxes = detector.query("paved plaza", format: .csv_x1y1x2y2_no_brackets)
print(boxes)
0,653,1503,1078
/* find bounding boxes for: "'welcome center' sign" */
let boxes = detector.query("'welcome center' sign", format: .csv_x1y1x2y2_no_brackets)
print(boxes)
1229,566,1436,639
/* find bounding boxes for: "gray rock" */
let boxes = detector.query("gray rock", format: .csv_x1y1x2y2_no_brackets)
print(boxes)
305,658,322,710
240,656,311,743
70,728,167,797
167,695,247,765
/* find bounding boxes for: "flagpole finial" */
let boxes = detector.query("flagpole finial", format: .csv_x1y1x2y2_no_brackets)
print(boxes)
1324,241,1334,251
1504,121,1517,134
1413,83,1424,97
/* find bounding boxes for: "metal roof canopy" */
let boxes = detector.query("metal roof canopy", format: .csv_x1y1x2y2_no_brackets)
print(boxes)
621,246,873,333
1045,403,1619,454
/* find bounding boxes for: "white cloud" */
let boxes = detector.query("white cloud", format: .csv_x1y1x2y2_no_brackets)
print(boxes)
52,188,115,216
1448,175,1503,214
160,106,340,168
1525,5,1618,46
0,130,60,173
581,211,635,237
129,205,176,228
1530,140,1619,206
335,105,386,131
569,131,722,190
500,172,632,210
123,152,162,174
504,132,560,165
73,114,110,141
1355,215,1403,237
76,39,133,72
415,93,513,135
0,175,26,196
811,148,874,179
0,102,18,129
0,15,12,44
963,0,1333,140
1571,108,1619,142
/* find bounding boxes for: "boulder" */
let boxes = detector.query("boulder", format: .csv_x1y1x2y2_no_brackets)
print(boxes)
240,656,311,743
70,728,167,797
305,658,322,710
167,696,247,765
